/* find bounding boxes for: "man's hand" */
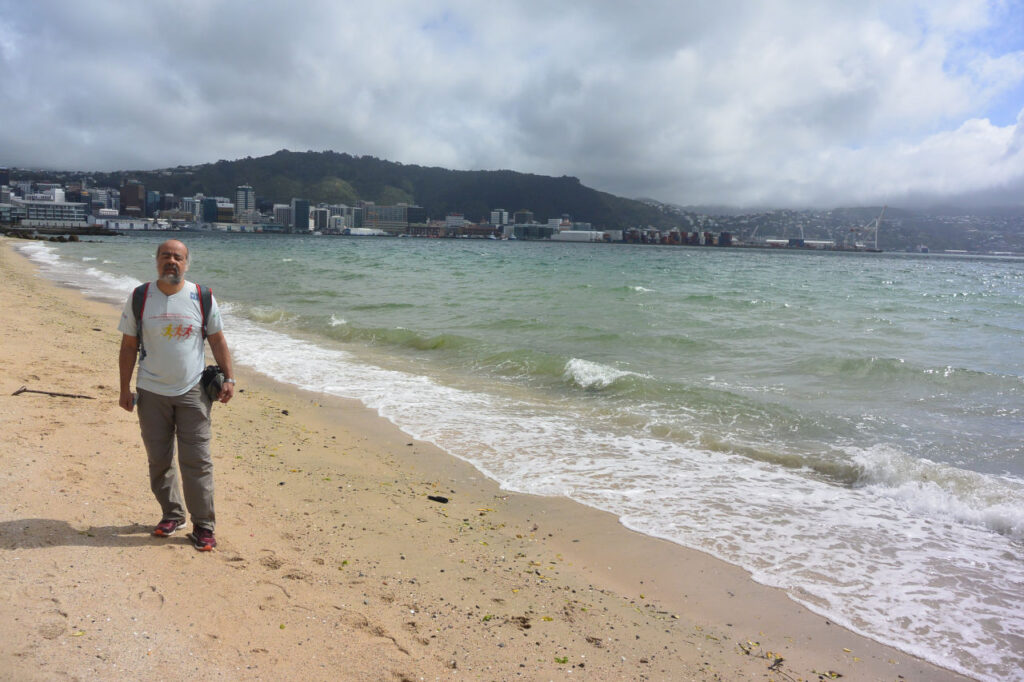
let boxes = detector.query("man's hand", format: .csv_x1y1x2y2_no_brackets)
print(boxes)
207,331,235,405
119,389,135,412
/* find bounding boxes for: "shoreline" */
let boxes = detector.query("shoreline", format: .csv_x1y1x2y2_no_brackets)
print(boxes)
7,227,1024,260
0,236,972,680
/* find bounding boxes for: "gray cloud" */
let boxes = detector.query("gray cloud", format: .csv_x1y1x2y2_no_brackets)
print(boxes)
1,0,1022,208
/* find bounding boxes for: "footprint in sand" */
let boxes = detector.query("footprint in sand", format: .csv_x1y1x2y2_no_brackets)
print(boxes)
137,585,165,610
219,553,246,566
259,553,285,570
37,621,66,640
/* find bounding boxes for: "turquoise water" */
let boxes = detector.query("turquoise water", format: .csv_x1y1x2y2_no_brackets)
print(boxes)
20,234,1024,680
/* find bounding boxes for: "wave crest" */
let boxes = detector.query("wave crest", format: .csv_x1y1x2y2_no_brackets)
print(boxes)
563,358,638,390
852,445,1024,540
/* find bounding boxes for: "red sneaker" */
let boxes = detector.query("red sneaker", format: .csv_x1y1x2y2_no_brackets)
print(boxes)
153,519,185,537
187,526,217,551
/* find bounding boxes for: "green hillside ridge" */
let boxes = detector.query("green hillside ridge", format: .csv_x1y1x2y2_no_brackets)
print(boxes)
87,150,677,228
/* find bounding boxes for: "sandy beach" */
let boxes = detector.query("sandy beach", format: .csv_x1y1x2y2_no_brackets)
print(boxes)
0,236,971,681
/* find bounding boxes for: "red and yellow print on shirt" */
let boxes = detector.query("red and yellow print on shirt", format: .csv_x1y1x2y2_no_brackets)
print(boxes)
161,322,196,340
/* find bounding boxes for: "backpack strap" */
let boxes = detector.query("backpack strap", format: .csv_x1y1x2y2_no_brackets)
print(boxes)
196,283,213,339
132,282,150,358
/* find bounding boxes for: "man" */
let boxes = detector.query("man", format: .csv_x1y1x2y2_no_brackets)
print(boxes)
118,239,235,551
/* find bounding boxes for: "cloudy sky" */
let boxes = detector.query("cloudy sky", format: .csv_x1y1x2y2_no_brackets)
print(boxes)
2,0,1023,208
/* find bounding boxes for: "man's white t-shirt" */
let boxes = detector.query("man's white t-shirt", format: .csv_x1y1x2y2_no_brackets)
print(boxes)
118,280,224,397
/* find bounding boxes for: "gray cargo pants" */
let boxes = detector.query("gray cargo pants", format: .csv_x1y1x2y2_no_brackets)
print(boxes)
137,383,215,531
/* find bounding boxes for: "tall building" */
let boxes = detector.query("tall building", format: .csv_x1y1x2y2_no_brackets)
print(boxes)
490,208,508,226
146,190,161,217
273,203,291,227
311,207,329,230
88,188,107,212
235,185,255,221
235,185,255,211
290,198,310,232
201,197,219,223
217,202,234,223
65,187,92,212
0,167,9,187
181,196,199,217
513,209,534,225
121,181,145,217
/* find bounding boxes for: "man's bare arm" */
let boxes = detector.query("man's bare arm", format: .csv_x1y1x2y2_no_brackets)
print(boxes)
119,334,138,412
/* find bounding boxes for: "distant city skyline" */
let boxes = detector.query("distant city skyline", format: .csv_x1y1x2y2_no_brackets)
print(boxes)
1,1,1023,209
4,169,1022,254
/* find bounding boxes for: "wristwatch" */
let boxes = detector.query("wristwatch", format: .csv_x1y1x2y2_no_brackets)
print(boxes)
224,378,236,385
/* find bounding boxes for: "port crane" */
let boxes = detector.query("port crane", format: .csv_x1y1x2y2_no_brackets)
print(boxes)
845,206,886,251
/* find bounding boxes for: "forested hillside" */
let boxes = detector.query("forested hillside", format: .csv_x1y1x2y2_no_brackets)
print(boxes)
84,150,677,228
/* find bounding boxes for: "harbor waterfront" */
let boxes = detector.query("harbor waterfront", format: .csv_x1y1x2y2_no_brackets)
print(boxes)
18,233,1024,681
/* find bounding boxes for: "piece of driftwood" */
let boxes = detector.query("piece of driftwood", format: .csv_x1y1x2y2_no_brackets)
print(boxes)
11,385,94,400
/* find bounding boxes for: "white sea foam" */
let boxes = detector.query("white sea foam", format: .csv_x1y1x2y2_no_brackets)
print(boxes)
329,314,347,327
82,267,143,298
563,358,636,389
17,241,61,266
850,445,1024,540
16,242,139,303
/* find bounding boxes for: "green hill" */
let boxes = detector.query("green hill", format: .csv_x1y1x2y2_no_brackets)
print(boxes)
85,150,677,228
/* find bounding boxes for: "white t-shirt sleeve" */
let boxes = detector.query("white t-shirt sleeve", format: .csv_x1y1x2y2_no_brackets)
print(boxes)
117,291,139,337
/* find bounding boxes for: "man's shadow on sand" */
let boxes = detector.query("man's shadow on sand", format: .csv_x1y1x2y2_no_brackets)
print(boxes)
0,519,177,549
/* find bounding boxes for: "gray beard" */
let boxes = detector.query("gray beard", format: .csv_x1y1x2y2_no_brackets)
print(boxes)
160,272,182,284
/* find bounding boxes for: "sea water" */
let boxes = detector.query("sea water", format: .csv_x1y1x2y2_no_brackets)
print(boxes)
17,233,1024,681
